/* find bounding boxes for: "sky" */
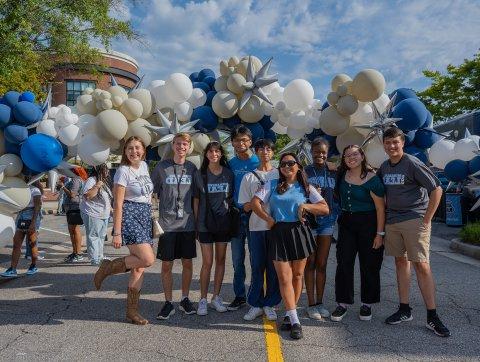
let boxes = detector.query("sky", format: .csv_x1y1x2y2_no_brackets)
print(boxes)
111,0,480,101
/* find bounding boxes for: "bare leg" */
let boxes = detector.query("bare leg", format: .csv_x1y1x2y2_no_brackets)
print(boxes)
273,261,295,310
292,259,307,305
127,244,155,290
181,258,193,298
200,244,213,299
304,247,317,306
161,261,174,301
213,243,227,297
413,261,436,309
10,231,26,269
395,256,411,304
315,235,331,304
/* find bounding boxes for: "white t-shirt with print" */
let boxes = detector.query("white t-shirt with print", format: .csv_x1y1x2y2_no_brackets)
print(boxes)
113,161,153,204
80,177,111,219
26,187,41,208
238,168,279,231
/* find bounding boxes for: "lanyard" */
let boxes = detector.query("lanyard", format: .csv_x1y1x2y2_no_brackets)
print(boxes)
173,164,186,207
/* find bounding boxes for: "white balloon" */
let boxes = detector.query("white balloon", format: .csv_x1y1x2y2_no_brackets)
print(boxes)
188,88,207,109
174,102,193,122
270,112,279,123
269,87,284,105
287,127,305,139
274,101,286,112
429,139,456,169
148,80,165,91
0,154,23,176
0,177,31,214
454,138,478,161
58,124,82,146
0,213,15,246
78,134,110,166
48,106,60,119
78,114,97,136
336,128,365,154
284,79,314,112
350,102,374,136
262,102,274,116
262,81,280,95
288,111,308,130
271,122,288,135
277,113,290,127
36,119,58,138
469,135,480,147
150,84,174,110
364,138,388,168
165,73,193,103
319,106,349,136
372,93,390,114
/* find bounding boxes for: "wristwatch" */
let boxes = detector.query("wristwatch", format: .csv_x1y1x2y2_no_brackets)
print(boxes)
376,231,386,236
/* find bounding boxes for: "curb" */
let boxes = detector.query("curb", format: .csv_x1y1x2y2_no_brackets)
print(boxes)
450,238,480,260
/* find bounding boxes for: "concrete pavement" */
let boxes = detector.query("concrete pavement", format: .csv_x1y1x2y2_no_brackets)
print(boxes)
0,215,479,361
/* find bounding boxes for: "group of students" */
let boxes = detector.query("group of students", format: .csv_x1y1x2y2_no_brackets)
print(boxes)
91,124,450,340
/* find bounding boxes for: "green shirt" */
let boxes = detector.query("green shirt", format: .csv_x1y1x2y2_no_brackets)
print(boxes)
339,175,385,212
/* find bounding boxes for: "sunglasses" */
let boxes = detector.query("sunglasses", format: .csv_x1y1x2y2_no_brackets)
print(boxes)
279,160,298,168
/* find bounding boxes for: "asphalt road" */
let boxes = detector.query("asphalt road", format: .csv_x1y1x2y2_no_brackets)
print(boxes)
0,215,479,361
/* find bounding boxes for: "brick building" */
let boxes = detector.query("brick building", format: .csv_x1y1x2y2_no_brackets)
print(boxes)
51,50,140,106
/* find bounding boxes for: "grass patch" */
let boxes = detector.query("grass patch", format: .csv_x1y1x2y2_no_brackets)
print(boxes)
460,222,480,245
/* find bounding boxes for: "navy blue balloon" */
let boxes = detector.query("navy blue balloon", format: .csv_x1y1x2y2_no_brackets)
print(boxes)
61,142,69,158
205,91,216,107
192,106,218,133
13,101,41,126
414,128,442,149
264,129,277,143
146,146,161,162
4,124,28,144
0,104,12,128
2,91,21,108
323,134,339,156
404,130,416,146
20,134,63,172
198,69,215,81
259,115,274,130
203,76,216,88
404,145,428,164
223,115,241,129
22,164,36,176
393,98,428,132
390,88,417,106
5,140,21,155
321,101,329,111
468,156,480,175
422,111,433,128
306,128,325,142
242,122,264,142
19,91,35,103
193,82,210,93
189,72,200,82
444,159,469,182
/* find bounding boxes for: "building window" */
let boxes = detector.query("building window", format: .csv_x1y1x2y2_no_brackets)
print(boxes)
66,80,96,106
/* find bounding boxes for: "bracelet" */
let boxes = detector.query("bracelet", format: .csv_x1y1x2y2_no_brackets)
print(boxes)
376,231,385,236
112,232,121,236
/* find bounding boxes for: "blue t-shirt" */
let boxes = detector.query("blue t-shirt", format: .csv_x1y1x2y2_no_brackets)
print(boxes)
304,164,339,220
229,154,259,207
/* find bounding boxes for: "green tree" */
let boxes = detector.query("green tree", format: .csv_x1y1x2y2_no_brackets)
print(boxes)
417,51,480,122
0,0,138,97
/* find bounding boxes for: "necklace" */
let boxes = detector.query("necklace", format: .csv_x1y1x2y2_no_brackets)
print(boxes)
129,166,141,180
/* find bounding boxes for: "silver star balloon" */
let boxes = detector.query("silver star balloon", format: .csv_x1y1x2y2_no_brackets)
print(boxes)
357,93,402,147
110,73,119,87
144,109,199,145
279,136,312,165
129,74,145,93
239,56,279,110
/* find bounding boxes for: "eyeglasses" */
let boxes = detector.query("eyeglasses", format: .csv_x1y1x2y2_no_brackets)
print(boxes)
279,160,298,168
232,138,251,144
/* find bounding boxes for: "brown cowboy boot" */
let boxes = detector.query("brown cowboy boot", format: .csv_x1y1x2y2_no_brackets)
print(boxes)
94,257,127,290
126,287,148,325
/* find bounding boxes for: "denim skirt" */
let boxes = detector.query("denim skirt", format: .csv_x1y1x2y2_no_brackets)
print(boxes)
121,201,152,245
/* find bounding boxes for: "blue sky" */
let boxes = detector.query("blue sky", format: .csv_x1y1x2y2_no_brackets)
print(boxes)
111,0,480,100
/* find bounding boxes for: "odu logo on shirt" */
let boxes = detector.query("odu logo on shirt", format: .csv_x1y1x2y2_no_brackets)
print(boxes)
165,175,192,185
208,183,229,193
383,174,405,185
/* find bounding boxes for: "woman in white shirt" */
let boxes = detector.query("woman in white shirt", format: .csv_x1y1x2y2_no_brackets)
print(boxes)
94,136,155,325
80,163,112,266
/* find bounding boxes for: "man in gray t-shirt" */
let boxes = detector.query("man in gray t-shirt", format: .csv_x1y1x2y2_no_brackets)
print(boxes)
378,127,449,337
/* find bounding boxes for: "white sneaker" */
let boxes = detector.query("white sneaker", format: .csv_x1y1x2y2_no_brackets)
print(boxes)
197,298,208,316
307,305,323,321
211,295,227,313
243,307,263,321
317,304,330,318
263,306,277,321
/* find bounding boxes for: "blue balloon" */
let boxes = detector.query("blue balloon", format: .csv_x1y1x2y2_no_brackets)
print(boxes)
0,104,12,128
223,115,241,129
414,128,442,149
192,106,218,133
203,76,216,88
393,98,428,132
20,134,63,173
61,142,69,158
5,140,21,155
306,128,325,142
205,91,216,107
19,91,35,103
146,146,161,162
193,82,210,93
444,159,469,182
321,101,329,111
2,91,21,108
4,124,28,144
198,69,215,81
242,122,264,142
422,111,433,128
469,156,480,175
189,72,200,82
404,130,416,146
13,101,41,126
22,164,36,176
264,129,277,143
323,135,339,157
389,88,417,106
404,145,428,164
259,115,274,130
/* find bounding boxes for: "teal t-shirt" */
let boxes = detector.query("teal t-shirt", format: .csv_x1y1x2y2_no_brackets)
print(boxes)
339,175,384,212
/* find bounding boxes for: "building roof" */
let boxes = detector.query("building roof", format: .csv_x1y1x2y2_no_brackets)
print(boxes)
100,50,139,69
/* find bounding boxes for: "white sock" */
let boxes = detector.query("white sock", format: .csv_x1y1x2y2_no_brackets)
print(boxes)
286,309,300,325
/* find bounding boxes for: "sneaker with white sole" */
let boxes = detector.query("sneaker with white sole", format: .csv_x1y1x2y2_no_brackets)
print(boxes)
359,305,372,321
307,305,323,321
331,305,347,322
243,307,263,321
316,304,330,318
263,306,277,321
211,296,227,313
197,298,208,316
0,267,18,278
26,265,38,276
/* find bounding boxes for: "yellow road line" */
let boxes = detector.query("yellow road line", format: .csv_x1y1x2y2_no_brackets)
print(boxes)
263,275,284,361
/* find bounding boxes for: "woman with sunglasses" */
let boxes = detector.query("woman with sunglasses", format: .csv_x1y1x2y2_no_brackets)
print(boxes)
330,145,385,323
251,153,329,339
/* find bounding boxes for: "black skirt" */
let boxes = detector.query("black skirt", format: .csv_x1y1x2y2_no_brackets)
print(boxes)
267,221,316,261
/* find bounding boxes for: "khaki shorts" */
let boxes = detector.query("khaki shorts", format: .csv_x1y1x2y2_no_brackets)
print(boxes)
385,218,430,262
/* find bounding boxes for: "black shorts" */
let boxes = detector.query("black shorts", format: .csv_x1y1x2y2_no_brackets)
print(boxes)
198,231,230,244
156,231,197,261
66,210,84,225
